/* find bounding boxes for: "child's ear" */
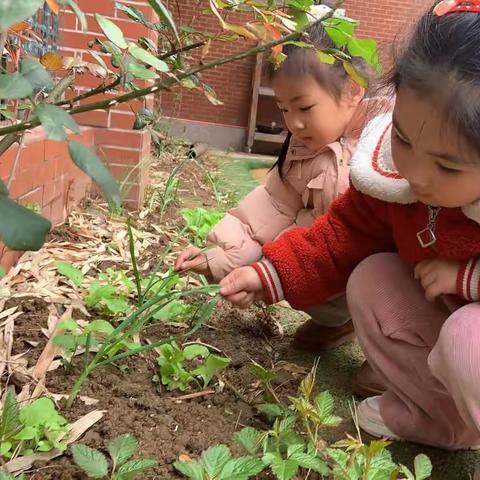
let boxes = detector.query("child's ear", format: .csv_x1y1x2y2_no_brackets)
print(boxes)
345,79,366,107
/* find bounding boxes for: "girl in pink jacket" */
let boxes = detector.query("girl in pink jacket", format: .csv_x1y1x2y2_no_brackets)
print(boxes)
176,22,390,353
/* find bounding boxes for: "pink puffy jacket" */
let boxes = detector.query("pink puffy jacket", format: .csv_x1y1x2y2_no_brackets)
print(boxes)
205,97,392,281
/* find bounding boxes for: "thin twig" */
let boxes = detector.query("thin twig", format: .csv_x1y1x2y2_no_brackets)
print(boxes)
172,389,215,401
0,5,341,137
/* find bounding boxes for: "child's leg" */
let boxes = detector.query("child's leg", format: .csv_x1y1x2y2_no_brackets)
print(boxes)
347,253,480,449
293,294,355,352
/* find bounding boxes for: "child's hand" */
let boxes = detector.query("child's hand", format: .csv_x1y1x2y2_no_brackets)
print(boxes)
414,258,459,301
220,266,265,309
175,246,211,276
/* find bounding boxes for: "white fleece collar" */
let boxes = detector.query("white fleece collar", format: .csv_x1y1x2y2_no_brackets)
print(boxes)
350,113,480,225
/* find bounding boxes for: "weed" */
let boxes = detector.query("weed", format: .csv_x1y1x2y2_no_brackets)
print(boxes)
177,366,433,480
181,208,223,247
0,388,70,459
155,341,230,391
71,433,157,479
174,444,264,480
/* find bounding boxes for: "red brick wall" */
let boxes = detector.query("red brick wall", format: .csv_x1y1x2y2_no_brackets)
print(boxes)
0,128,94,270
160,0,432,129
59,0,158,207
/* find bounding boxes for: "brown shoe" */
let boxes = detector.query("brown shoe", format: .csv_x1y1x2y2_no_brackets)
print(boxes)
291,319,355,353
352,361,386,398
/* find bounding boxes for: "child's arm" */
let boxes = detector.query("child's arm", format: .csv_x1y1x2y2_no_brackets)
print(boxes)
221,185,395,309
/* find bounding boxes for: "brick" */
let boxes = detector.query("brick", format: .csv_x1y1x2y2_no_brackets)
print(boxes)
95,129,147,149
75,110,110,128
98,145,141,165
109,111,135,129
75,0,116,15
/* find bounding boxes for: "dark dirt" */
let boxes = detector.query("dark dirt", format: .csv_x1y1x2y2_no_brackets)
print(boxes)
10,299,302,479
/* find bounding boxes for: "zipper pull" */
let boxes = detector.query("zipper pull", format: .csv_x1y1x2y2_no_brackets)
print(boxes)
417,206,441,248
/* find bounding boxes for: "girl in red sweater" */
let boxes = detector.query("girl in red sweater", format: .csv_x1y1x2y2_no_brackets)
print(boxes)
220,0,480,456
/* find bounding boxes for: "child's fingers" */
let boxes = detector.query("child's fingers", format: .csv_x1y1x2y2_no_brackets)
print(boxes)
223,291,252,307
419,270,436,290
424,282,442,302
414,259,433,280
219,269,251,296
175,247,201,270
236,292,256,309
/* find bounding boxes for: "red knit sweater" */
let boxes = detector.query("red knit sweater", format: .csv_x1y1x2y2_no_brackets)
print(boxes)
252,115,480,309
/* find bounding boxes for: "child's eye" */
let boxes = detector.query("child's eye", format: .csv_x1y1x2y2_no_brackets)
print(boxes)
437,163,461,174
392,130,410,147
299,105,314,112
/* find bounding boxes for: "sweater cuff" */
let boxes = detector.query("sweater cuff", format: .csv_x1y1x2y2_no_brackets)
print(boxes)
251,258,284,304
456,258,480,301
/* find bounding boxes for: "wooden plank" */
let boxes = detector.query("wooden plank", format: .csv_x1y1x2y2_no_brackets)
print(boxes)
245,52,263,152
259,86,274,97
254,132,287,144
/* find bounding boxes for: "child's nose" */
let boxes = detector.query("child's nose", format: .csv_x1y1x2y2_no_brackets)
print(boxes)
289,116,305,131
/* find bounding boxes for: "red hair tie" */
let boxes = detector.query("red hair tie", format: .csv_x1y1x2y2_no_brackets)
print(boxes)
434,0,480,15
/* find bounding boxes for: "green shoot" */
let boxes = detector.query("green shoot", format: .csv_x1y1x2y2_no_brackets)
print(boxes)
71,433,157,479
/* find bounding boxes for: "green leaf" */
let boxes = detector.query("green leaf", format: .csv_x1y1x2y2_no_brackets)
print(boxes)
314,391,342,426
128,43,168,72
55,261,84,287
85,320,114,335
234,427,262,455
104,297,130,314
13,426,36,441
318,51,336,65
203,84,223,106
52,335,78,351
183,344,209,360
116,3,146,23
117,458,158,476
71,444,109,478
64,0,87,30
0,0,44,31
257,403,286,421
0,388,19,440
0,195,51,251
289,452,329,475
193,354,230,387
147,0,180,42
263,453,298,480
20,397,67,429
220,457,265,479
200,445,231,478
0,73,33,100
86,282,116,307
35,104,80,141
0,441,12,456
108,434,137,468
68,141,121,208
20,59,54,90
414,454,432,480
95,14,127,49
127,61,159,80
174,459,204,480
343,61,368,88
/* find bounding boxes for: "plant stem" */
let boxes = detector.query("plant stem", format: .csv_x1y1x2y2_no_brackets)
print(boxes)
127,218,143,307
0,5,341,137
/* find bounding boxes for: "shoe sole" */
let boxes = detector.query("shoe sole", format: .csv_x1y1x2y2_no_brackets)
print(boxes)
291,331,356,353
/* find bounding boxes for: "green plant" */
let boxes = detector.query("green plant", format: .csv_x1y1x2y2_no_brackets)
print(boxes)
71,433,157,479
0,470,26,480
53,318,139,370
156,341,230,391
179,365,433,480
174,444,265,480
250,361,280,404
0,389,70,459
67,284,220,406
181,208,224,247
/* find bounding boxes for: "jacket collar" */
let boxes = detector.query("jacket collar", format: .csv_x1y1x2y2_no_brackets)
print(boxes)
350,113,480,225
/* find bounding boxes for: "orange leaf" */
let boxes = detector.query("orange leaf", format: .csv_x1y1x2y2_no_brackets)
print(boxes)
265,23,282,40
46,0,60,15
40,52,64,70
8,21,30,34
272,44,283,55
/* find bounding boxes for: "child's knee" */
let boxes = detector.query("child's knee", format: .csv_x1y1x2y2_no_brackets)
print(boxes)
429,303,480,384
346,253,402,306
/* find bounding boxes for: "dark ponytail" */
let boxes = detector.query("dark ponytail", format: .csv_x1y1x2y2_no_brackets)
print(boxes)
270,131,292,179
